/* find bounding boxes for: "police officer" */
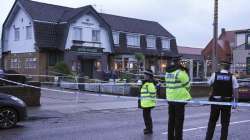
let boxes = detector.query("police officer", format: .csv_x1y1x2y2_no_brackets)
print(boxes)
139,69,157,134
205,60,239,140
165,54,192,140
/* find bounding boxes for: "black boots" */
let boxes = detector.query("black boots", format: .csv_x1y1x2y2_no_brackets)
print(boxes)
144,128,153,134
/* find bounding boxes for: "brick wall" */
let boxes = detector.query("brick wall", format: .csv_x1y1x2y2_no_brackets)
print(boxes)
3,52,48,78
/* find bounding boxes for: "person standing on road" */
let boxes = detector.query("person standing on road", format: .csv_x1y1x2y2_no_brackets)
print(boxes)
205,60,239,140
138,69,157,134
165,54,192,140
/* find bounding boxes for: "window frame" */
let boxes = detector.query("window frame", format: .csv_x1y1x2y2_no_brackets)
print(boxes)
73,27,82,41
127,34,140,47
26,26,32,40
14,27,20,41
146,36,156,49
25,58,37,69
113,32,119,45
92,30,101,42
162,38,170,50
10,58,20,69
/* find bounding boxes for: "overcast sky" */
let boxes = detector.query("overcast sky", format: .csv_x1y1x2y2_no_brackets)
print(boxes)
1,0,250,48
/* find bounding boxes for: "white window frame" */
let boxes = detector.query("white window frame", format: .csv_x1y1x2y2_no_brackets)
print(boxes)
14,28,20,41
127,34,140,47
26,26,32,40
113,32,119,45
162,38,170,50
10,58,20,69
92,30,101,42
25,58,37,69
146,36,156,49
73,27,82,41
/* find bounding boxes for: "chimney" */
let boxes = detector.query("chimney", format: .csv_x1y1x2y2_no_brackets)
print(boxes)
221,28,226,34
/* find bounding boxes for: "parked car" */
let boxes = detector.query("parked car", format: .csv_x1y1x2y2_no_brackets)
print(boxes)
238,79,250,101
0,93,27,129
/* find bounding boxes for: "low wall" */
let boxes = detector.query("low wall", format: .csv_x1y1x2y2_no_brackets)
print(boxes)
84,83,130,95
0,82,41,106
130,85,210,98
82,83,210,98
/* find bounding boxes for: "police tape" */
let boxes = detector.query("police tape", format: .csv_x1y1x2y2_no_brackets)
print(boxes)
1,77,250,107
0,77,77,94
4,73,209,84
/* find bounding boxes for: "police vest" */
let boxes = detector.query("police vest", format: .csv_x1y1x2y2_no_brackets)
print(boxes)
140,82,157,108
212,72,233,99
165,70,192,101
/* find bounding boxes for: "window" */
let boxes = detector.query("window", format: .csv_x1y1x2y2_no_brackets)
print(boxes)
10,58,20,69
14,28,20,41
26,26,32,39
146,36,156,48
113,32,119,45
162,39,170,49
127,34,140,47
25,58,37,69
95,61,101,71
92,30,100,42
247,34,250,46
73,27,82,41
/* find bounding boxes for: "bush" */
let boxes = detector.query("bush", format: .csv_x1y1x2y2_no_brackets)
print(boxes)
54,62,72,75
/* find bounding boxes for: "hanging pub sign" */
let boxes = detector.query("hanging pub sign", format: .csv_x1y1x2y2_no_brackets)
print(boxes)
70,46,104,54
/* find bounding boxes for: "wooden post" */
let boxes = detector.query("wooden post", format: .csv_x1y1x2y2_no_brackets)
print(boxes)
212,0,219,72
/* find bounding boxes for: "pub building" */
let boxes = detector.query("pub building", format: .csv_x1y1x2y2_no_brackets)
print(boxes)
2,0,178,79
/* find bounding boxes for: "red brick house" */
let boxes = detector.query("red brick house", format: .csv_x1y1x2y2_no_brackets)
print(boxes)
202,28,235,77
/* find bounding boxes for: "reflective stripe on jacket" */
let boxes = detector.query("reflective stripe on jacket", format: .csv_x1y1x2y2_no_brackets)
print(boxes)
140,82,157,108
165,69,192,101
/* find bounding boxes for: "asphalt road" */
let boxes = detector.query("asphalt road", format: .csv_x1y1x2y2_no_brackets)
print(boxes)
0,89,250,140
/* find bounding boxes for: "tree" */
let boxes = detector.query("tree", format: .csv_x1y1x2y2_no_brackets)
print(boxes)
135,53,145,72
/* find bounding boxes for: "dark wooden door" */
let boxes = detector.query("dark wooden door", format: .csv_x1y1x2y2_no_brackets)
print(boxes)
81,60,94,78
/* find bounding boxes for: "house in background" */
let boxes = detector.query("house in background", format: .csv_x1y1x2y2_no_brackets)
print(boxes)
178,46,203,81
232,29,250,75
1,0,177,79
202,28,234,78
101,14,177,74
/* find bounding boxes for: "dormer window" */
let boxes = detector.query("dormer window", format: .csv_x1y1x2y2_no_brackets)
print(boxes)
127,34,140,47
162,38,170,50
146,36,156,49
113,32,119,45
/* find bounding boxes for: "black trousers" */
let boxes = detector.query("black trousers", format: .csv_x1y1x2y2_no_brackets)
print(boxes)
168,102,186,140
205,105,231,140
143,108,153,130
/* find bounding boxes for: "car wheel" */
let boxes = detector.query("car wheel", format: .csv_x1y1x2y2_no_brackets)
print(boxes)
0,107,18,129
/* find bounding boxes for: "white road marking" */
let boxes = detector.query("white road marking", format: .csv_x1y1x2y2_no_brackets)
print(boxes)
162,119,250,135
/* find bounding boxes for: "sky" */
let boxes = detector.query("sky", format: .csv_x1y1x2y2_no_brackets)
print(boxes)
1,0,250,48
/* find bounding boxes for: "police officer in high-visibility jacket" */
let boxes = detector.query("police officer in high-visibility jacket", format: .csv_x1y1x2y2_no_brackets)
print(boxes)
205,60,239,140
165,54,192,140
139,69,157,134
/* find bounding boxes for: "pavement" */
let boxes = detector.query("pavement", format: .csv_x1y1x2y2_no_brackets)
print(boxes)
0,88,250,140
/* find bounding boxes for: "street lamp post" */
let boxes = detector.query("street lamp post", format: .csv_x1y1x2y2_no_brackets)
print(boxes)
212,0,219,72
